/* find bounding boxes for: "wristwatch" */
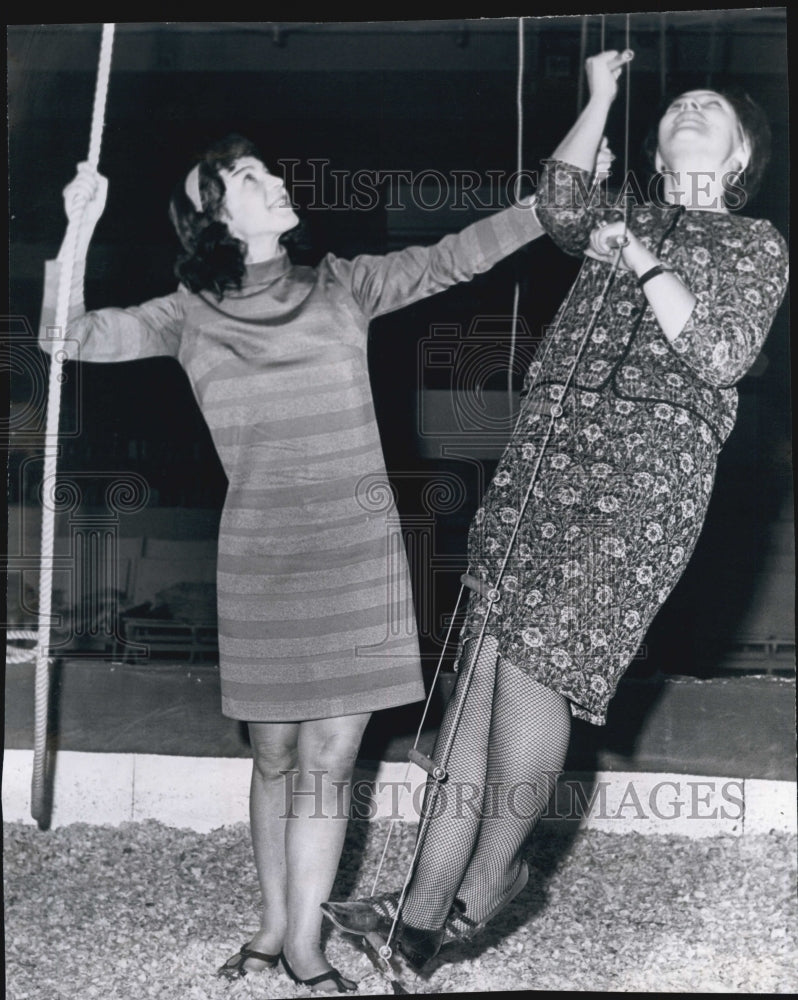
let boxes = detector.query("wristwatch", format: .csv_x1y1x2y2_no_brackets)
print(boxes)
637,262,674,288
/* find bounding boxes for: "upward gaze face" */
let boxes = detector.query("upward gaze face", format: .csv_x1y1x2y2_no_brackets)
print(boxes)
656,90,749,177
218,157,299,242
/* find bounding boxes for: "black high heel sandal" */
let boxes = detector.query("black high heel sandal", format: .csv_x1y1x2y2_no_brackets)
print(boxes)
216,942,281,980
280,953,358,994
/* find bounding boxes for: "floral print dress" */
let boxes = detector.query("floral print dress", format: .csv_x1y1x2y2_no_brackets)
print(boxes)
460,160,789,725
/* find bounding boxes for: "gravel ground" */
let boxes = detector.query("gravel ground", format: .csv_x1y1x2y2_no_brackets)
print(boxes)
4,819,797,997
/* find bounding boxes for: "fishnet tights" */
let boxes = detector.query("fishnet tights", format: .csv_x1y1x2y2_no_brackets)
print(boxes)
401,636,571,930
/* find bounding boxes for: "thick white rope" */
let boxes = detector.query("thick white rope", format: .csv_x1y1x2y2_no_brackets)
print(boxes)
29,22,115,827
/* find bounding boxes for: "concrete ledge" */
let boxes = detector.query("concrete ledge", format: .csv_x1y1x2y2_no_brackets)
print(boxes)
3,750,795,838
5,663,796,780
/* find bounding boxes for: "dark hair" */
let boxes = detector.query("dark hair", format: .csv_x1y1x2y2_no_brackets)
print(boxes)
169,133,270,298
642,87,772,203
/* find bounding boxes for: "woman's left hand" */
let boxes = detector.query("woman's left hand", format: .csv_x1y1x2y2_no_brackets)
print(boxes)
585,50,634,106
586,219,649,272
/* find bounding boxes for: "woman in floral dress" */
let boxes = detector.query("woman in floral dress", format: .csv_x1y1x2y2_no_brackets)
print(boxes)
323,48,789,972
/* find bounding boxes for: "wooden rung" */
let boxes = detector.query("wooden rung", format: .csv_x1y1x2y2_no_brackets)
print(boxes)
408,747,447,781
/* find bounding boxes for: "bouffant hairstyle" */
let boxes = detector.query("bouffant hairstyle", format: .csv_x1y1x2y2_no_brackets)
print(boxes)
169,133,293,298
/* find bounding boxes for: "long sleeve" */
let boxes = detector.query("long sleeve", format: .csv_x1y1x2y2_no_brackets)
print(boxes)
535,159,614,257
667,218,789,387
326,201,543,321
38,259,185,363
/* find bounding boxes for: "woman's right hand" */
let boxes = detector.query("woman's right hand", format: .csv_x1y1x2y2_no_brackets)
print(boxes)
593,136,615,183
585,49,634,105
62,162,108,232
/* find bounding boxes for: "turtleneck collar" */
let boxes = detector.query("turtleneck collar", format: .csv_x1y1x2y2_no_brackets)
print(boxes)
241,248,293,287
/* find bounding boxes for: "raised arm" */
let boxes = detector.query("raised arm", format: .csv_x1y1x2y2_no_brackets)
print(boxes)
39,164,184,363
536,49,633,255
327,199,542,321
331,52,632,312
549,49,633,170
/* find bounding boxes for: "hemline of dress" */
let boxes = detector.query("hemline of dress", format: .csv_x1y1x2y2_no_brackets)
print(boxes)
498,652,610,727
221,680,427,723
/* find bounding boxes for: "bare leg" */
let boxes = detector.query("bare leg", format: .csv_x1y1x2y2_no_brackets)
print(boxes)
282,712,371,988
234,721,300,971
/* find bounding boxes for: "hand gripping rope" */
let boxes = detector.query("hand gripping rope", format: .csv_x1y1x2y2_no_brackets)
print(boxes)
7,24,116,828
345,14,634,989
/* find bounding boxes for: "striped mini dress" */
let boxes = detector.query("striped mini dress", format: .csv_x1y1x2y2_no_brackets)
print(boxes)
41,202,542,720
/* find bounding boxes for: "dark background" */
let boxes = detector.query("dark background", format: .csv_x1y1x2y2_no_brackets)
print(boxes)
6,14,792,681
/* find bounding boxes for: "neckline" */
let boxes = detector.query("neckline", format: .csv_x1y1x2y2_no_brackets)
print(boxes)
241,249,293,286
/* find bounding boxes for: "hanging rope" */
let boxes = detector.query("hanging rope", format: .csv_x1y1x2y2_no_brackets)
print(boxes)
577,18,588,112
371,9,527,896
622,14,631,236
706,14,718,88
26,22,115,828
361,17,636,973
369,585,467,898
507,16,526,420
367,16,530,958
320,20,636,989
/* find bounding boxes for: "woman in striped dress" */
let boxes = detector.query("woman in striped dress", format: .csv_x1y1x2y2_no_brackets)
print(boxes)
41,135,546,991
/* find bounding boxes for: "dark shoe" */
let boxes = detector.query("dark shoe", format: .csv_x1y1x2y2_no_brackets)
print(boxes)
321,892,400,938
216,942,281,980
321,893,443,974
280,953,358,994
395,923,445,973
444,861,529,943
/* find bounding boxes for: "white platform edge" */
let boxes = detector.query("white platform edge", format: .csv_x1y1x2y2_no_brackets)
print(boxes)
2,750,796,838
